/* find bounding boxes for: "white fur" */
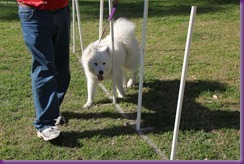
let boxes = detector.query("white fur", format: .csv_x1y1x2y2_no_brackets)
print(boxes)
81,18,140,108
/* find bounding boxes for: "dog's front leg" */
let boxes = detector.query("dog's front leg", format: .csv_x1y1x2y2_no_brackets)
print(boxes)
116,69,125,98
83,78,98,108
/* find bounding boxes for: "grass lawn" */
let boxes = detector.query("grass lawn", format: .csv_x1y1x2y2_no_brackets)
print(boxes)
0,0,240,160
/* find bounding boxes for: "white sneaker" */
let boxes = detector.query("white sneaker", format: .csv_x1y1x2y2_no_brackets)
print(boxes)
37,126,60,141
55,115,66,125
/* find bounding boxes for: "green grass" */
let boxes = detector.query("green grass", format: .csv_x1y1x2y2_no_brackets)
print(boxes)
0,0,240,160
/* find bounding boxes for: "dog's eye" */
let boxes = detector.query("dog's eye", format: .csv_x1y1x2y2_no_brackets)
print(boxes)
103,63,106,65
94,63,98,66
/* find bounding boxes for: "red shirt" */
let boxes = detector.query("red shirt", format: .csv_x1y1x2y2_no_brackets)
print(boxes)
17,0,69,10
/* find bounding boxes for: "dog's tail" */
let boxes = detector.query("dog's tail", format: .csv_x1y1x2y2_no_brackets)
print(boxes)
113,18,137,45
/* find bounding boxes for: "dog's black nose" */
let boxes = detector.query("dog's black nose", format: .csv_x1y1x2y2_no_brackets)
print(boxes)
99,71,104,75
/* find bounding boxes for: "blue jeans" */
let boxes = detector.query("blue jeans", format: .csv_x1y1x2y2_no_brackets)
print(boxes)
18,5,71,131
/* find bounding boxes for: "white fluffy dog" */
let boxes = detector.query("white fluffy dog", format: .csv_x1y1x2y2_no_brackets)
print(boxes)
81,18,140,108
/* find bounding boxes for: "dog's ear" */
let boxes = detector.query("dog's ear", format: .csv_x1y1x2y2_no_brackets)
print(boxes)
100,46,110,54
85,43,98,54
91,42,98,50
85,44,96,55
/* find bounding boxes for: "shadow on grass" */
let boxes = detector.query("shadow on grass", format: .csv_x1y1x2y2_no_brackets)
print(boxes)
49,126,136,148
61,110,124,120
58,79,239,148
124,80,240,132
0,0,239,21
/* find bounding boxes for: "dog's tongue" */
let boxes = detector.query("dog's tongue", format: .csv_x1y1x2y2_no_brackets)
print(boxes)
97,75,104,81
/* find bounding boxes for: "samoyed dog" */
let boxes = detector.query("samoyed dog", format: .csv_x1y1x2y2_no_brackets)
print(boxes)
81,18,140,108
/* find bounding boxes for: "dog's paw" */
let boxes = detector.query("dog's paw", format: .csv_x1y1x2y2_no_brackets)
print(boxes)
83,102,93,109
117,93,125,98
127,79,135,88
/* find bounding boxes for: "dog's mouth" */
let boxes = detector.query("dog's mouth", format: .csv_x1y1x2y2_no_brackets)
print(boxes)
97,75,104,81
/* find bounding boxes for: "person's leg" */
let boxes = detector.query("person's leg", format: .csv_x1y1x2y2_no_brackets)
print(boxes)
52,6,71,105
18,6,60,132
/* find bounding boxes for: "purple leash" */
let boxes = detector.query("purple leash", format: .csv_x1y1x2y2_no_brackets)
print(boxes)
108,0,119,20
98,0,119,44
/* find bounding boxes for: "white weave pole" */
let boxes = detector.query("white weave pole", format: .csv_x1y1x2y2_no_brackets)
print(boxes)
108,0,117,104
72,0,76,53
74,0,84,54
170,6,197,160
136,0,149,131
99,0,104,39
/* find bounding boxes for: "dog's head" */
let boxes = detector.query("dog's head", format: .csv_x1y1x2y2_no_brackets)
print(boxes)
82,43,112,81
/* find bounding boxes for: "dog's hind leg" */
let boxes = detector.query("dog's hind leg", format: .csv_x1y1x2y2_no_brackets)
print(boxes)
127,70,137,88
123,71,127,88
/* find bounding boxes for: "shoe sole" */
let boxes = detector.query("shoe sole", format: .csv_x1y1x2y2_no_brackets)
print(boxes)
37,131,60,141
